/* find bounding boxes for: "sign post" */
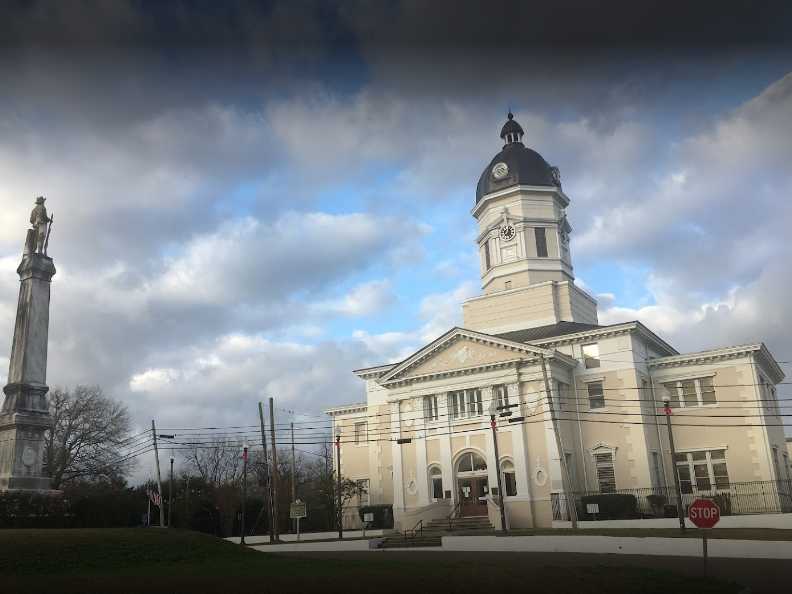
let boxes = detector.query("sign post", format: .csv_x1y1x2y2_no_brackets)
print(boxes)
688,498,720,576
290,499,307,541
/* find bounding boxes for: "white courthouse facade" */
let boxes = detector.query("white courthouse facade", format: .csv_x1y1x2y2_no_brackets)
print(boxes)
327,114,791,530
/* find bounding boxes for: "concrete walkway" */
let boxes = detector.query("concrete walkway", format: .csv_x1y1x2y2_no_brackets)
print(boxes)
226,529,384,545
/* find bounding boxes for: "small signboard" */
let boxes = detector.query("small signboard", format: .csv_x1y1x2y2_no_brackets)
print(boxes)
586,503,600,514
363,512,374,523
289,500,307,519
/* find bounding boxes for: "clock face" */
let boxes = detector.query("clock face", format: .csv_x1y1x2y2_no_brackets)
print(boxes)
499,224,516,242
491,161,509,180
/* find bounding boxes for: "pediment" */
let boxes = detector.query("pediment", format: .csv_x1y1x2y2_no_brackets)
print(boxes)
379,327,552,385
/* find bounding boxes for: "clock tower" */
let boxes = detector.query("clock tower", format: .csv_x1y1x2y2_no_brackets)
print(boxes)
462,113,598,334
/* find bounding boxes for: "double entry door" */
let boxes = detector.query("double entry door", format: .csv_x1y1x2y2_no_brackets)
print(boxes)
458,476,489,517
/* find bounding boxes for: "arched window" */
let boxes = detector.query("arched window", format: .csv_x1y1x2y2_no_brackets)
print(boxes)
456,452,487,474
428,465,443,500
501,459,517,496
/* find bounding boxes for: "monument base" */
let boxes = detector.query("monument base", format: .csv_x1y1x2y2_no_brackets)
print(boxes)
0,409,53,493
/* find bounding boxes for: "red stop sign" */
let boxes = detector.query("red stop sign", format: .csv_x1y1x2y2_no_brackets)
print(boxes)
688,498,720,528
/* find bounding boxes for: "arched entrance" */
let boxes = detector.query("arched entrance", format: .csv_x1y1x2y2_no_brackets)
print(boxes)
455,451,488,517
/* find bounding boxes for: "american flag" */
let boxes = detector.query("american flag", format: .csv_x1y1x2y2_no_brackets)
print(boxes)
147,488,161,507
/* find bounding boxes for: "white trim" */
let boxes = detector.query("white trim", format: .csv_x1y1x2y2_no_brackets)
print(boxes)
473,185,570,218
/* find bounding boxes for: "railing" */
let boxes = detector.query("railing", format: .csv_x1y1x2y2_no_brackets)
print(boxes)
403,519,423,539
552,479,792,521
447,501,462,530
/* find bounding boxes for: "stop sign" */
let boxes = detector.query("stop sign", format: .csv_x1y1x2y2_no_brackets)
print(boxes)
688,498,720,528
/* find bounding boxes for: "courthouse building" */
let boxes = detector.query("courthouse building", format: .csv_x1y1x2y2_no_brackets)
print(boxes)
327,114,791,529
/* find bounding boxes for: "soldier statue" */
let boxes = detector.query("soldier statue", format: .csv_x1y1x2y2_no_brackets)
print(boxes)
29,196,53,255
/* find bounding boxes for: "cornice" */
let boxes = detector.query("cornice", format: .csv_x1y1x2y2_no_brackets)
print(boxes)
325,402,368,416
376,326,579,387
530,321,677,356
649,342,785,383
352,363,397,380
472,185,569,218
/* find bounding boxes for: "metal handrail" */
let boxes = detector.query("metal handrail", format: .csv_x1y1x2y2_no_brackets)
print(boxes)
447,501,462,530
403,519,423,539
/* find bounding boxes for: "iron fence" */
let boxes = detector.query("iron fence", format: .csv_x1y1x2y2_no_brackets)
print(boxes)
552,479,792,521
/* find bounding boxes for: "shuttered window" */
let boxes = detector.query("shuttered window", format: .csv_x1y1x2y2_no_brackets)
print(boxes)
595,452,616,493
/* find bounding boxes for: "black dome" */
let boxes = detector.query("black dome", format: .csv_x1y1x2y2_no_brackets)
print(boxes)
476,115,558,203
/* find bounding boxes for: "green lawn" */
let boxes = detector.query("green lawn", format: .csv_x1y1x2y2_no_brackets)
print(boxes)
0,528,743,594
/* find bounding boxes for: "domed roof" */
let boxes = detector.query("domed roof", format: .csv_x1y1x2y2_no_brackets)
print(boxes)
476,113,559,204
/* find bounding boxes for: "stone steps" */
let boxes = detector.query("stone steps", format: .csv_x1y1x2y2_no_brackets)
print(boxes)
426,516,493,531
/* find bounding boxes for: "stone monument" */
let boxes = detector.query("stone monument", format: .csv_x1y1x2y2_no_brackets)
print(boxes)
0,197,56,491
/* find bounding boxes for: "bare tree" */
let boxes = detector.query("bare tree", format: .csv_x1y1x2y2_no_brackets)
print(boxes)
43,385,135,489
184,441,244,488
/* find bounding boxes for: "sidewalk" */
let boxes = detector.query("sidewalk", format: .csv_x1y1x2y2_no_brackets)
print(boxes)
226,529,385,545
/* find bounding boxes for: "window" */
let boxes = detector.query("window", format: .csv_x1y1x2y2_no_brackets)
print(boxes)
456,452,487,473
675,449,729,493
483,240,491,270
493,384,509,413
356,479,370,506
587,381,605,409
429,466,444,499
504,280,512,289
651,451,663,488
582,343,600,369
564,452,577,490
354,422,367,444
501,460,517,496
423,395,439,421
773,447,781,481
594,452,616,493
535,227,548,258
555,381,570,412
663,377,717,408
448,389,483,420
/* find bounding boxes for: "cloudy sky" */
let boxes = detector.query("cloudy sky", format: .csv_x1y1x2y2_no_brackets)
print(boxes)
1,2,791,476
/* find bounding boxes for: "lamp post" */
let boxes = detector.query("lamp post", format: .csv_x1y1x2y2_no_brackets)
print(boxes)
241,443,249,545
662,395,686,530
335,432,343,540
488,400,508,534
168,454,174,528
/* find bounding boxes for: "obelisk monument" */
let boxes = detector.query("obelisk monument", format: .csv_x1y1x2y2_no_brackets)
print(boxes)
0,197,56,491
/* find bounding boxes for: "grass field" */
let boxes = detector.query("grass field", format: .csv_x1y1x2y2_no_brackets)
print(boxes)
0,528,744,594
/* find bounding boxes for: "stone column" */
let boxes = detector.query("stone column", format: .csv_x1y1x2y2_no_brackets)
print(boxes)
0,249,56,492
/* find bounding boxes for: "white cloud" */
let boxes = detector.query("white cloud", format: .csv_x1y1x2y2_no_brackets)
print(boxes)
314,279,395,316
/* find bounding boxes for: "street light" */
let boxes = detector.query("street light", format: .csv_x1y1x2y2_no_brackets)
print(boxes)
168,454,174,528
335,431,343,540
662,394,686,530
241,443,249,545
488,399,508,534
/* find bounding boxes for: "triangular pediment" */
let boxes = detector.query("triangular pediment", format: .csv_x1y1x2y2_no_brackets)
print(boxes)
379,327,553,385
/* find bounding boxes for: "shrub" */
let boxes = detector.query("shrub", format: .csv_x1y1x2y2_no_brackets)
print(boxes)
358,504,394,529
580,494,638,519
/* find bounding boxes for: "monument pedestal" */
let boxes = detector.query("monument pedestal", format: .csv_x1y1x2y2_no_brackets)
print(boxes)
0,250,57,492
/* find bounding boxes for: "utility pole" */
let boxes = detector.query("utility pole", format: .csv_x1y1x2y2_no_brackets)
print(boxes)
488,401,508,533
269,398,280,542
336,432,343,539
168,454,174,528
241,443,249,545
151,420,165,528
662,394,686,530
257,402,274,543
291,421,297,533
540,355,578,528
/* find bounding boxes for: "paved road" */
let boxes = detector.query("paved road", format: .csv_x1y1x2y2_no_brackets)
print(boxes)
279,550,789,593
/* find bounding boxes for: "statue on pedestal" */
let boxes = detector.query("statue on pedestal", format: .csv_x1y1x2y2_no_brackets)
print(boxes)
26,196,53,256
0,196,57,492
